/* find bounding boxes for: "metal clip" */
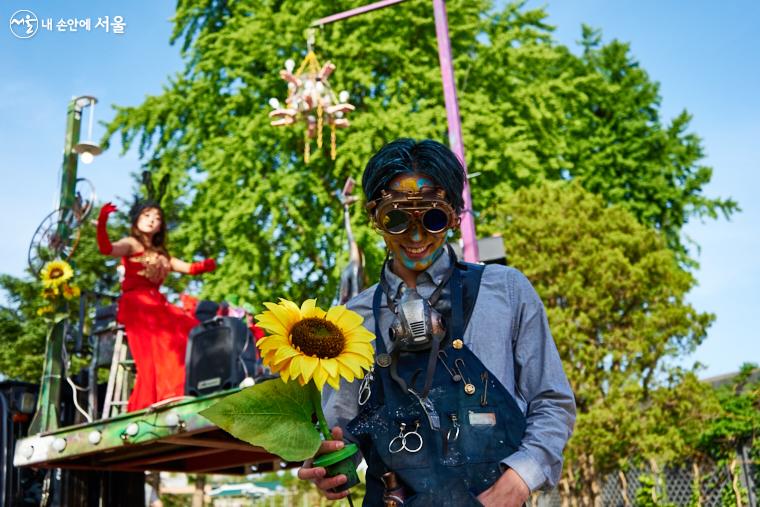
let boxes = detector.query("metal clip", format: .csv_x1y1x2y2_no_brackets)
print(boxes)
446,413,460,442
408,388,440,431
358,366,374,406
480,371,489,406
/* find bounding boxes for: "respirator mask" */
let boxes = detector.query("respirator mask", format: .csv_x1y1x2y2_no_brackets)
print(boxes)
389,287,446,352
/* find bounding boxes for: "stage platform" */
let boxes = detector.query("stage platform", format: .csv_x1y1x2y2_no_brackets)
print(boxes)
13,388,293,475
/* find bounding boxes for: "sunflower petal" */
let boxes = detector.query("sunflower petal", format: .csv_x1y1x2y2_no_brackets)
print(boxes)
299,355,319,383
344,342,375,361
278,298,302,321
333,308,364,334
274,346,299,365
344,326,375,343
325,304,348,325
289,356,304,383
255,314,288,336
342,352,375,375
300,298,317,315
262,302,298,334
321,358,339,378
313,365,328,390
326,374,341,390
336,354,364,378
257,335,289,353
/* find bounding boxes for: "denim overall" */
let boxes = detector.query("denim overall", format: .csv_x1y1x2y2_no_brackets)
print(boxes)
347,262,527,506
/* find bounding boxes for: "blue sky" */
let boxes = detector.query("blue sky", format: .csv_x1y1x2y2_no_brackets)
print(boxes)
1,1,757,378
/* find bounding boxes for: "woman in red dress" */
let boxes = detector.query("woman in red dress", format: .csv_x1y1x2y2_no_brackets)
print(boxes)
96,201,216,411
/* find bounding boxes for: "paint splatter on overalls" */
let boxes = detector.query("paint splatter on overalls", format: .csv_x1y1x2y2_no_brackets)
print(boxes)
348,262,527,506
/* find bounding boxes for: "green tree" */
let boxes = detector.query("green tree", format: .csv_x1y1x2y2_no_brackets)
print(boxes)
481,181,714,504
697,363,759,506
104,0,733,308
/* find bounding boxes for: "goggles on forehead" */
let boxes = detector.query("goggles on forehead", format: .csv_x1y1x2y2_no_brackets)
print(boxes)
366,188,459,235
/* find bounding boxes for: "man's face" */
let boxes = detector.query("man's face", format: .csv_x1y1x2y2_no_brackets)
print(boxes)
378,173,451,272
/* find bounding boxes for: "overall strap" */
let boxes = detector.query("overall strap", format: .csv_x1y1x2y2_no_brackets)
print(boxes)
457,261,485,338
372,284,386,354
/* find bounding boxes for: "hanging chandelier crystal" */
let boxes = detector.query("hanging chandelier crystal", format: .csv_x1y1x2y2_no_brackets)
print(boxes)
269,49,354,163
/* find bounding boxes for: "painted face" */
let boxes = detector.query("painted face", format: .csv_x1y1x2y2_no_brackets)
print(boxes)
381,173,450,273
136,207,162,236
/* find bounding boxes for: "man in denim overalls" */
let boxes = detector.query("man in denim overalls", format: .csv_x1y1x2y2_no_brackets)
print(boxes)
299,139,576,506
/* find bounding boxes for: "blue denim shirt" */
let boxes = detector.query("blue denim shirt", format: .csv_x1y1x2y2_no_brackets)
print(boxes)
323,252,576,491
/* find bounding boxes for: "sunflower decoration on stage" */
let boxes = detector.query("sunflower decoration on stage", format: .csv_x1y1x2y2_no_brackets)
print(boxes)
201,299,374,491
37,259,81,318
268,41,355,163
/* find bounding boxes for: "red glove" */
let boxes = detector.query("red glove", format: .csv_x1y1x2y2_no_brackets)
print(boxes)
97,202,117,255
189,258,216,275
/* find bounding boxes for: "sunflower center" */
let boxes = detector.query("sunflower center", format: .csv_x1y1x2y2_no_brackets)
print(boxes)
290,318,345,359
49,268,64,279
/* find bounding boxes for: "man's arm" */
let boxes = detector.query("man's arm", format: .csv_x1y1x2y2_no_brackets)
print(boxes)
501,270,576,492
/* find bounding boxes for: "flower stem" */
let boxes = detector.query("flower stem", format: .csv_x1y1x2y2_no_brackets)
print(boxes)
310,381,332,441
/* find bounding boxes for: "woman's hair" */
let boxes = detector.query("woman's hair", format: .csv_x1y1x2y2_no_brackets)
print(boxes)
361,138,466,213
129,200,169,256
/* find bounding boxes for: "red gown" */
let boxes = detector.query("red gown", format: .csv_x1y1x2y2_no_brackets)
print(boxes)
117,251,198,411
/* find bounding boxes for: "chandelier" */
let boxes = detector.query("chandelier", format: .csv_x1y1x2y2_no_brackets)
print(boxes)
269,50,354,163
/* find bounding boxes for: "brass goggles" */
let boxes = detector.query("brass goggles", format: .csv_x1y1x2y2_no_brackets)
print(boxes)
367,188,458,235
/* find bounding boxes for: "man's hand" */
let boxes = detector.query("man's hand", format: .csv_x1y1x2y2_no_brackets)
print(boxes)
297,426,351,500
476,468,530,507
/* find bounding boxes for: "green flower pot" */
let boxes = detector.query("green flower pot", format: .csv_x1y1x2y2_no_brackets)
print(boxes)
313,442,361,492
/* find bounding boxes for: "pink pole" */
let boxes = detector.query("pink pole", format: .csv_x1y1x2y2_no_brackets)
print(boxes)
311,0,409,27
431,0,479,262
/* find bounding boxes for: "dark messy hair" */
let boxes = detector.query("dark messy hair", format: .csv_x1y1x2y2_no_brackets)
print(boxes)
361,138,465,213
129,200,169,257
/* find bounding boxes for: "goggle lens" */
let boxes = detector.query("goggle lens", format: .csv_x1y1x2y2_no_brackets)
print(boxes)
383,209,412,234
381,208,449,234
421,208,448,233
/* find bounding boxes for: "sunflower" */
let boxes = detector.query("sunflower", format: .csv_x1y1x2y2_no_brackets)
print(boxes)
40,260,73,289
61,284,81,300
255,299,375,390
40,286,59,300
36,305,54,316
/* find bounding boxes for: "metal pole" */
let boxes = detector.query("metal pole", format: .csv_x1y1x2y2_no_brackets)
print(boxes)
29,97,84,435
431,0,478,262
57,98,83,237
313,0,480,262
311,0,408,27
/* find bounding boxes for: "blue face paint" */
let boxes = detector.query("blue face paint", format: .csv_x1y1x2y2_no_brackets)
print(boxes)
381,173,452,282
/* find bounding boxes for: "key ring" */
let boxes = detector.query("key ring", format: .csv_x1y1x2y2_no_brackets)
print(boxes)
389,434,405,453
403,428,423,452
388,422,423,454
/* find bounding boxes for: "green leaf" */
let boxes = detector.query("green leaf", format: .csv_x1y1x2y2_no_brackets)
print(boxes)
199,380,321,462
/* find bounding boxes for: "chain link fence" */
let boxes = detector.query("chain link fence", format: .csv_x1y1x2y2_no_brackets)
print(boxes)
534,448,757,507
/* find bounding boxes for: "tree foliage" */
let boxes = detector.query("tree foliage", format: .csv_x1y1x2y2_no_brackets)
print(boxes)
103,0,734,308
481,181,716,499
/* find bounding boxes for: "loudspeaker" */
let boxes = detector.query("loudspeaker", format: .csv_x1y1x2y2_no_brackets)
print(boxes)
184,316,257,396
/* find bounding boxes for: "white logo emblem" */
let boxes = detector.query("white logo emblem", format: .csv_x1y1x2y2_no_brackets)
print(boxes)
9,10,38,39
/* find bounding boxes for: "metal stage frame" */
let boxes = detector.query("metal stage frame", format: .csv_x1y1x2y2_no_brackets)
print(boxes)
13,388,291,475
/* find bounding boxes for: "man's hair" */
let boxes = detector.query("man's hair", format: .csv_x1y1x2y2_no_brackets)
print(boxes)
362,138,465,214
